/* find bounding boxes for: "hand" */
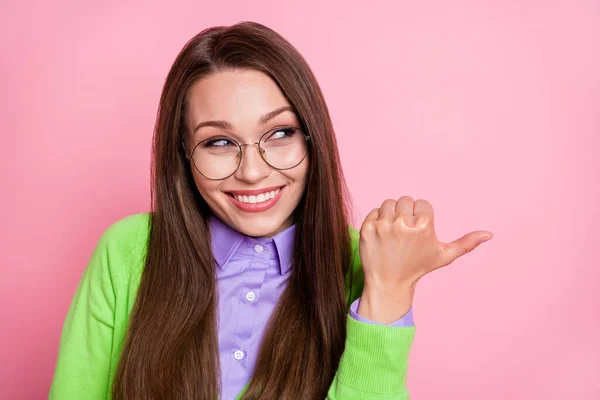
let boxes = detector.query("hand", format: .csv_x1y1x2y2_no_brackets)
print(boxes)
357,196,493,323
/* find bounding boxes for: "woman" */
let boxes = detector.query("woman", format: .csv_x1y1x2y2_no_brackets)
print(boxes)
49,21,493,400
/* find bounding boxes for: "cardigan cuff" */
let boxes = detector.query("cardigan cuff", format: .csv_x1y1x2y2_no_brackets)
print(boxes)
336,315,415,394
349,297,414,327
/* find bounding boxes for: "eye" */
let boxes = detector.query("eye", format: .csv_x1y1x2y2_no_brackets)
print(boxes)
202,137,235,148
264,127,297,142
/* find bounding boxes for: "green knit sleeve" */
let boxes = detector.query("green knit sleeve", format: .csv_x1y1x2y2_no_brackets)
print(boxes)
326,227,416,399
48,225,119,400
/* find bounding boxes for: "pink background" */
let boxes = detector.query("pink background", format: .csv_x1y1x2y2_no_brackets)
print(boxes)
1,1,599,399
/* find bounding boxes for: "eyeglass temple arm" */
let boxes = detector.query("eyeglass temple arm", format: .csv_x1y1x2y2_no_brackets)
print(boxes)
181,140,192,159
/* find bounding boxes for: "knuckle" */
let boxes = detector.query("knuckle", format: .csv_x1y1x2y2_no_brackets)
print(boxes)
415,215,430,228
361,220,376,235
377,219,392,234
391,220,405,233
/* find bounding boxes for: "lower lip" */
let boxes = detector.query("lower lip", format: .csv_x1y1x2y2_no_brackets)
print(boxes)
227,187,285,213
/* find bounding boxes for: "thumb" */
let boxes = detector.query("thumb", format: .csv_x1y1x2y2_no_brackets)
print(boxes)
440,231,493,266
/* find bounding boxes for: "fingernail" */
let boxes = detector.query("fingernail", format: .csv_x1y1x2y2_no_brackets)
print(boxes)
480,234,493,243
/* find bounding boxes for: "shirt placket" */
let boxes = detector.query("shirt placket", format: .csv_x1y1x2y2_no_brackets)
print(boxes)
226,238,272,396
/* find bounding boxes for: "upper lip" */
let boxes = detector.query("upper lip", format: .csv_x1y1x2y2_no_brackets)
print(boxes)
227,185,284,196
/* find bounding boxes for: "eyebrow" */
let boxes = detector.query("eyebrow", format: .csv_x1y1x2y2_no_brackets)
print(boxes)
192,106,295,134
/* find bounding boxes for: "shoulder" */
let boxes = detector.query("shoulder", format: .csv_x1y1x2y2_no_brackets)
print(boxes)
99,212,151,250
93,212,151,281
101,212,151,243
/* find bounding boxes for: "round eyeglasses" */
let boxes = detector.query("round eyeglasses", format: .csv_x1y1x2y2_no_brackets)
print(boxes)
184,126,310,180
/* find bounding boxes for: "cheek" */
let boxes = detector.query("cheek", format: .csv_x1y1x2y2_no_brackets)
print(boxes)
297,157,309,185
191,169,220,201
288,159,309,194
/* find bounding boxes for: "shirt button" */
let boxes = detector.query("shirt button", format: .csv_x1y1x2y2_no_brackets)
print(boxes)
233,349,245,360
245,291,256,302
253,244,264,253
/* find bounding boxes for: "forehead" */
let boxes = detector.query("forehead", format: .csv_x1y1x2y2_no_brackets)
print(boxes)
186,69,292,127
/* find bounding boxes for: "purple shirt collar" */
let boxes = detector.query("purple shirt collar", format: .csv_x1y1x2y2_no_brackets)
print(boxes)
209,214,296,275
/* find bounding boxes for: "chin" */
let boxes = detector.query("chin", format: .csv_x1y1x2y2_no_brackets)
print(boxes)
233,216,289,238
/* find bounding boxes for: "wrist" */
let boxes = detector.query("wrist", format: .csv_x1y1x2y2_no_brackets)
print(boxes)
357,283,415,324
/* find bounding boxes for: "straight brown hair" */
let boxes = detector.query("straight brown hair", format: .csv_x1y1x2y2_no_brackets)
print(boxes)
112,21,353,399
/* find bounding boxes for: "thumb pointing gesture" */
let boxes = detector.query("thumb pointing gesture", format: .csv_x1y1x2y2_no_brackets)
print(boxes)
436,231,494,270
357,196,493,323
359,196,493,290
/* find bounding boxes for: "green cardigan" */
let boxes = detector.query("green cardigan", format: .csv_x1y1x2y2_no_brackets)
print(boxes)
49,213,415,399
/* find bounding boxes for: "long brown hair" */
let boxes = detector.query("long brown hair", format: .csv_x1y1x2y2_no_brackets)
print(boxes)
112,21,353,400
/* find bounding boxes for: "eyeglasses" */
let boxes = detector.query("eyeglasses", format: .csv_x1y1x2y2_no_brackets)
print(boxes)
184,126,310,180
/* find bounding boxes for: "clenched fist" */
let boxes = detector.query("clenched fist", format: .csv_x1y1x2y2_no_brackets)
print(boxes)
357,196,493,324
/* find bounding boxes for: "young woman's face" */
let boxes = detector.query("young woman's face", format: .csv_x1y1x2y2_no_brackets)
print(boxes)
185,69,309,238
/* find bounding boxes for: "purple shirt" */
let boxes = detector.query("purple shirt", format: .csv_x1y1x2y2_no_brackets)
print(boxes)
209,215,414,400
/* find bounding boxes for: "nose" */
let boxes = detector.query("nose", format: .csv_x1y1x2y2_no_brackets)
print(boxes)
234,143,271,183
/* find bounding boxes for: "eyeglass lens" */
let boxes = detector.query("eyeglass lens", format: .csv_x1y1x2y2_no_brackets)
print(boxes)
190,127,308,180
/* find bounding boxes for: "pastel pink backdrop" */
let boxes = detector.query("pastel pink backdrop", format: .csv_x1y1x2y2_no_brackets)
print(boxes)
1,1,598,399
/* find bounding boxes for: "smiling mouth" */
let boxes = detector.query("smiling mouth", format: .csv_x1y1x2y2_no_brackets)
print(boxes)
227,186,284,204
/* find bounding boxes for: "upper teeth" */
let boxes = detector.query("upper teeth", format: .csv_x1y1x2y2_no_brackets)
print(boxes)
235,188,280,204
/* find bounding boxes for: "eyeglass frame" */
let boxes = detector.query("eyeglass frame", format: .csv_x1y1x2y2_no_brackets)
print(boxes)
182,125,311,181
